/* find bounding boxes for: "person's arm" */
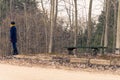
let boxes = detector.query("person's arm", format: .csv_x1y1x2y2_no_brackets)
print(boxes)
13,27,17,42
10,28,14,41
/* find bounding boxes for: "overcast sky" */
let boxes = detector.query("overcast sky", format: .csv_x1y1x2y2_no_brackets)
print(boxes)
37,0,104,20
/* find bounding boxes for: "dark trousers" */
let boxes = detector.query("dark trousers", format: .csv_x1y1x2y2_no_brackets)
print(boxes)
12,42,18,55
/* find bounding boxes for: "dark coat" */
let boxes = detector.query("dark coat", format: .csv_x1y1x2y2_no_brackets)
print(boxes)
10,26,17,43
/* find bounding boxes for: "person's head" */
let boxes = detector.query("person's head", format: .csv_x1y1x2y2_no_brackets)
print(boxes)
10,21,15,27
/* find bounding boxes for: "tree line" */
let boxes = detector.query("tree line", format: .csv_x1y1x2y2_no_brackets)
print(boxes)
0,0,120,55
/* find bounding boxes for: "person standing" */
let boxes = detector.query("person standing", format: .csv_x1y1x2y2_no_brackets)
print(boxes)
10,21,18,55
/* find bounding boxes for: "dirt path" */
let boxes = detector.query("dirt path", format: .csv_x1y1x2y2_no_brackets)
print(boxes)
0,64,120,80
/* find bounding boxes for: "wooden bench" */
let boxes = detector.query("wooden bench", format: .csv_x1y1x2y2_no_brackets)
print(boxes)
65,46,107,56
66,47,77,55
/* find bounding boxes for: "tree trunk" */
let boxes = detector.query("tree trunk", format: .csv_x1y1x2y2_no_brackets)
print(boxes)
112,0,117,53
48,0,55,53
87,0,93,47
100,0,106,53
116,0,120,54
104,0,110,49
41,0,48,53
53,0,58,52
74,0,78,47
54,0,58,27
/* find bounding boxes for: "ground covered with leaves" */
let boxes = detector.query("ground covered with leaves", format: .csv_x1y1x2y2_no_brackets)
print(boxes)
1,54,120,75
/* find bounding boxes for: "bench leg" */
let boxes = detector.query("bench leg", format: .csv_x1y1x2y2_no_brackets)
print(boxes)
68,50,74,55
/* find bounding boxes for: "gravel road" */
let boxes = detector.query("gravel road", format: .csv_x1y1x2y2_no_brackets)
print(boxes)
0,64,120,80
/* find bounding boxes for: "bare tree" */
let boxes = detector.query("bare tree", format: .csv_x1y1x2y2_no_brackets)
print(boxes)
104,0,110,49
100,0,106,52
54,0,58,27
116,0,120,54
23,2,29,53
87,0,93,47
10,0,13,20
74,0,78,47
112,0,118,53
63,0,72,28
49,0,55,53
41,0,49,53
